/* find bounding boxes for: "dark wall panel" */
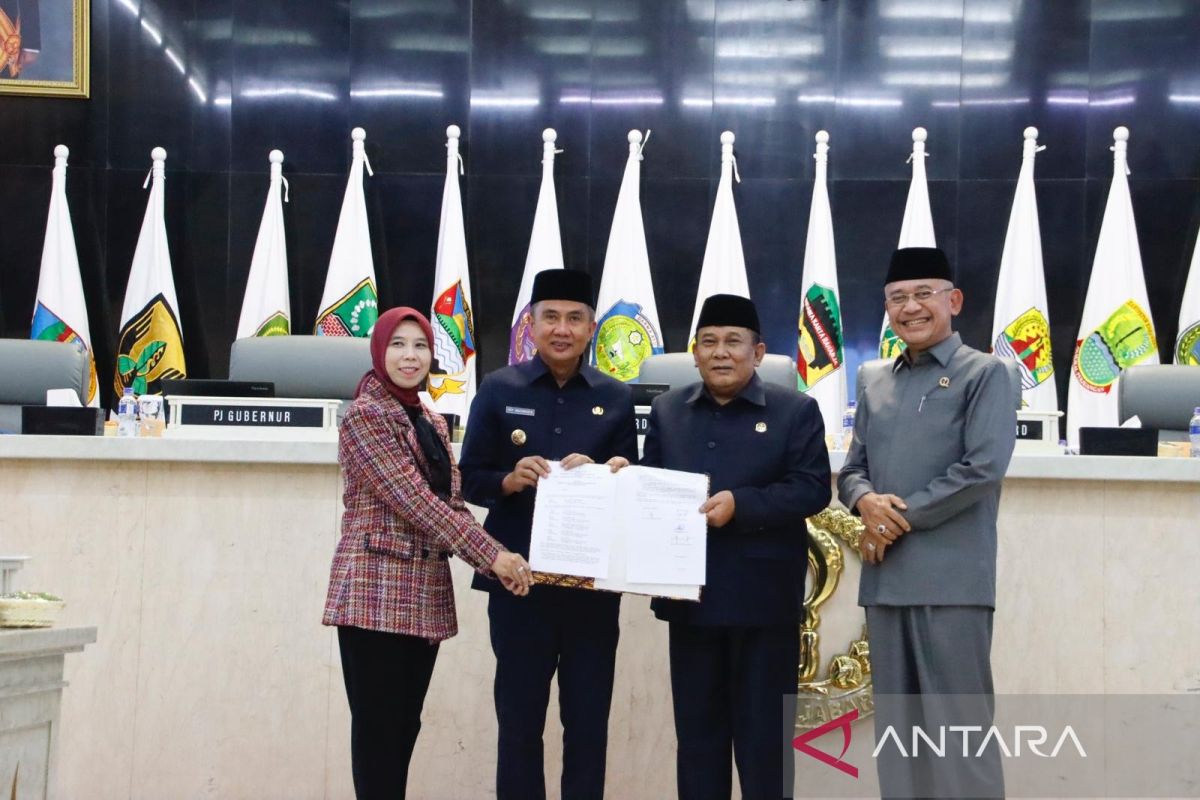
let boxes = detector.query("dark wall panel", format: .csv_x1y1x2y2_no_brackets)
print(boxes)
2,0,1200,411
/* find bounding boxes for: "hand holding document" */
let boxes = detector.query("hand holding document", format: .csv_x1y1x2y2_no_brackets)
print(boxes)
529,462,709,599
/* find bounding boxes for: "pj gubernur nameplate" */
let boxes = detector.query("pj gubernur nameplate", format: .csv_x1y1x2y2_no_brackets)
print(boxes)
179,403,324,428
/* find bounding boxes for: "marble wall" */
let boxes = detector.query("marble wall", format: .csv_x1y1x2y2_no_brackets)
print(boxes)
1,455,1197,798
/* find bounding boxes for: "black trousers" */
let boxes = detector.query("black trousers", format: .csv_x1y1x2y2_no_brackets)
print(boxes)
668,622,800,800
337,625,440,800
488,586,621,800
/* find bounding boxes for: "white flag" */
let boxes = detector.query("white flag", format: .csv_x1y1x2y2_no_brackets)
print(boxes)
990,127,1058,412
236,149,290,339
508,128,565,364
32,145,98,406
593,130,664,381
880,127,936,359
1175,217,1200,366
315,127,378,337
688,130,750,345
796,131,847,437
428,125,478,417
114,147,186,398
1067,127,1159,448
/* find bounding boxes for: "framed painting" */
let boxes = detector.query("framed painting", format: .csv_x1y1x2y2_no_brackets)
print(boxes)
0,0,89,98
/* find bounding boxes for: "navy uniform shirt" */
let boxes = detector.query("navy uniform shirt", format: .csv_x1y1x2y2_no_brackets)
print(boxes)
459,356,637,592
837,333,1017,608
641,374,832,626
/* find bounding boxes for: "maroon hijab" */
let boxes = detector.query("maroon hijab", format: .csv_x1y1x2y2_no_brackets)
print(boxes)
355,306,436,407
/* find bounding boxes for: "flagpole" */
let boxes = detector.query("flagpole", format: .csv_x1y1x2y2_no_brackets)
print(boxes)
797,130,847,440
593,128,664,380
33,144,99,406
428,123,479,419
880,127,935,359
508,128,564,364
1067,126,1160,448
991,127,1058,414
688,130,749,344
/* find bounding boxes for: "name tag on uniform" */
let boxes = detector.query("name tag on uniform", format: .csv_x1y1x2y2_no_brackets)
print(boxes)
505,405,536,417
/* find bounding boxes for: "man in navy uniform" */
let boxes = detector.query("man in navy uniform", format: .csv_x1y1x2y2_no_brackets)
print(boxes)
460,269,637,800
838,247,1016,799
641,294,832,800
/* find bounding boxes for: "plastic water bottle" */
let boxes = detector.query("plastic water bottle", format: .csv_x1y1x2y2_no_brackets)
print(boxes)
841,401,857,450
1190,407,1200,458
117,388,139,438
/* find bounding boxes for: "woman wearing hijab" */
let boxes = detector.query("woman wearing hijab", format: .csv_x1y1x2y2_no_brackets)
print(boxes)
323,306,532,799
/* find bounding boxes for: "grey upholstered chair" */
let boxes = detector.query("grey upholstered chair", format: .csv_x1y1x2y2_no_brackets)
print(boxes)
0,339,91,432
228,336,371,400
638,352,798,393
1118,365,1200,440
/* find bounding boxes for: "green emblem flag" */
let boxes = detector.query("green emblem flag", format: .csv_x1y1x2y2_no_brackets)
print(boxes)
1067,127,1159,448
990,128,1058,412
797,285,844,391
1175,217,1200,366
879,127,936,359
316,129,378,337
237,149,291,339
113,147,187,404
315,279,377,337
593,130,663,381
795,131,847,438
254,312,290,337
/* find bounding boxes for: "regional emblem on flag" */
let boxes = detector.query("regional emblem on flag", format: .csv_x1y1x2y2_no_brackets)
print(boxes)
432,281,475,374
993,307,1054,389
509,303,538,365
1072,299,1157,393
594,300,663,382
1176,321,1200,366
32,301,98,404
797,284,844,391
254,312,290,337
113,294,186,396
315,279,377,337
879,325,905,360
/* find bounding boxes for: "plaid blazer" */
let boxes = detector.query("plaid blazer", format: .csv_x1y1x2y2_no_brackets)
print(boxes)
322,374,502,641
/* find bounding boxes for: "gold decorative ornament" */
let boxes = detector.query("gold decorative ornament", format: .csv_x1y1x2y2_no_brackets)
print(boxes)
592,406,605,416
510,429,526,446
939,376,951,388
796,507,873,731
755,421,767,433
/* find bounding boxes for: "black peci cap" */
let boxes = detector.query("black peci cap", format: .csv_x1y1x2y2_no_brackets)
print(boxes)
696,293,760,333
530,269,594,307
884,247,954,285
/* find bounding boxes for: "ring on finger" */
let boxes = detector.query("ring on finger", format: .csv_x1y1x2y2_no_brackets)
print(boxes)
876,523,886,534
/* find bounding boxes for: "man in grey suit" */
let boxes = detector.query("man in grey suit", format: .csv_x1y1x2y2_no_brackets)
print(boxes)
838,247,1016,799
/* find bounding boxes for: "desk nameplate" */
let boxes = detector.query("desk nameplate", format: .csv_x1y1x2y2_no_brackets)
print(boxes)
165,395,341,440
179,404,324,428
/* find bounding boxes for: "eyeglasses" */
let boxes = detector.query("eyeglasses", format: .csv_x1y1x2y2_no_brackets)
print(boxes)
885,287,954,308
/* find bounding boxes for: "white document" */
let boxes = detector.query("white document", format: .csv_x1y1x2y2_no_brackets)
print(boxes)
622,466,708,585
530,462,708,598
529,463,616,579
